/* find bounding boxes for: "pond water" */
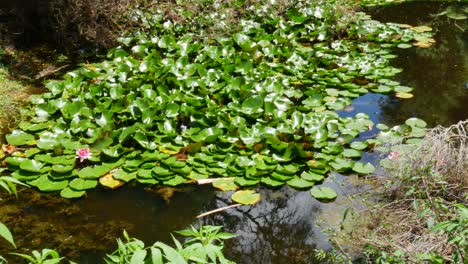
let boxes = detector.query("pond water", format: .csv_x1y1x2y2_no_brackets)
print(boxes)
0,1,466,263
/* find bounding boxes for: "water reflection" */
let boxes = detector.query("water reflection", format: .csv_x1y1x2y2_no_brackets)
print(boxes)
200,187,327,264
368,1,468,127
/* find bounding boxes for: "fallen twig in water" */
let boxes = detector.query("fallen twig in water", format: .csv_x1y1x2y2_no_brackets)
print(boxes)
196,204,242,218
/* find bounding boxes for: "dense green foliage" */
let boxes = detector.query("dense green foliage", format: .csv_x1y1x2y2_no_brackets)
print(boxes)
0,1,435,200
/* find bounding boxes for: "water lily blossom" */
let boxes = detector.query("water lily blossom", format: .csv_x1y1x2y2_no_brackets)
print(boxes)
388,151,400,160
76,148,91,162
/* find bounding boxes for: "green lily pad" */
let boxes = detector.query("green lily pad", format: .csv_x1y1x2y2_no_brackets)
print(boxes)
27,175,68,192
213,178,238,191
99,173,124,189
287,177,314,189
342,149,362,158
405,117,427,128
310,186,337,200
350,141,368,150
352,162,376,174
231,190,260,205
112,169,137,182
78,165,111,179
69,178,98,190
52,164,75,173
6,130,35,145
60,187,86,198
235,177,260,187
329,158,353,172
163,175,187,186
301,171,324,182
19,159,44,173
260,176,284,187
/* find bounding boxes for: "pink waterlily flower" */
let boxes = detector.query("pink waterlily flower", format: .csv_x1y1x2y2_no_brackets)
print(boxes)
76,148,91,162
388,151,400,160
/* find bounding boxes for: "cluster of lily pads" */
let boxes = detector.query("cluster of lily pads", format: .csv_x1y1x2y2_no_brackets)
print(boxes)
0,3,434,200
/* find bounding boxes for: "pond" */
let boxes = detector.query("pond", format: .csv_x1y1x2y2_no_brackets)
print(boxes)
0,1,466,263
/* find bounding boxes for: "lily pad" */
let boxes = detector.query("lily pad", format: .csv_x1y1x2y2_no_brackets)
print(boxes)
6,130,35,145
19,159,44,173
310,186,337,201
231,190,260,205
78,165,111,179
99,173,124,189
395,92,414,99
405,117,427,128
27,175,69,192
60,187,86,198
69,178,98,190
213,178,238,191
287,177,314,189
352,162,376,174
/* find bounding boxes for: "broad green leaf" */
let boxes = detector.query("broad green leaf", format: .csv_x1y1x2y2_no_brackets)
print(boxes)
231,190,260,205
0,222,15,248
352,162,376,174
27,175,68,192
405,117,427,128
69,178,98,190
99,173,124,189
19,159,44,173
310,186,337,200
350,141,368,150
213,178,238,191
78,165,111,179
287,177,314,189
60,187,86,198
301,171,324,182
6,130,35,145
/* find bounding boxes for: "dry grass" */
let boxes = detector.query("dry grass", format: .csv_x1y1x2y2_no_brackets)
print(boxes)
333,121,468,263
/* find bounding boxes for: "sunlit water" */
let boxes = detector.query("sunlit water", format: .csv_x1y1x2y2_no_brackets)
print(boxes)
0,1,466,263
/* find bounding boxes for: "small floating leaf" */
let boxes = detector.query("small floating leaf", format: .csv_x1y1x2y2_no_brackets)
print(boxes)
310,187,337,200
213,178,238,191
405,117,427,128
69,178,98,190
352,162,376,174
231,190,260,205
350,141,368,150
6,130,35,146
60,187,86,198
287,177,314,189
99,173,124,189
395,92,414,99
411,25,432,32
19,159,44,173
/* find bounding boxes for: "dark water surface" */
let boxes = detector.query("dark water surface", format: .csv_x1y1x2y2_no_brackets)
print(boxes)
0,1,466,263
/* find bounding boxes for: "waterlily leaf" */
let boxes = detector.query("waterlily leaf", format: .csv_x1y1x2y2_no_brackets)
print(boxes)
397,43,412,49
395,92,413,99
27,175,68,192
342,149,362,158
310,186,337,201
411,25,432,32
6,130,35,145
350,141,368,150
234,177,260,187
287,177,314,189
352,162,375,174
78,165,111,179
301,171,324,182
329,158,353,172
231,190,260,205
99,173,124,189
19,159,44,173
112,169,137,182
60,187,86,198
405,117,427,128
36,132,60,150
69,178,98,190
4,157,27,166
51,164,75,173
213,178,238,191
163,175,187,186
11,170,41,181
260,176,284,187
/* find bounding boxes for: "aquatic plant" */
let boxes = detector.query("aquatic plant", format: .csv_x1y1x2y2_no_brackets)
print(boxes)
0,1,434,200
